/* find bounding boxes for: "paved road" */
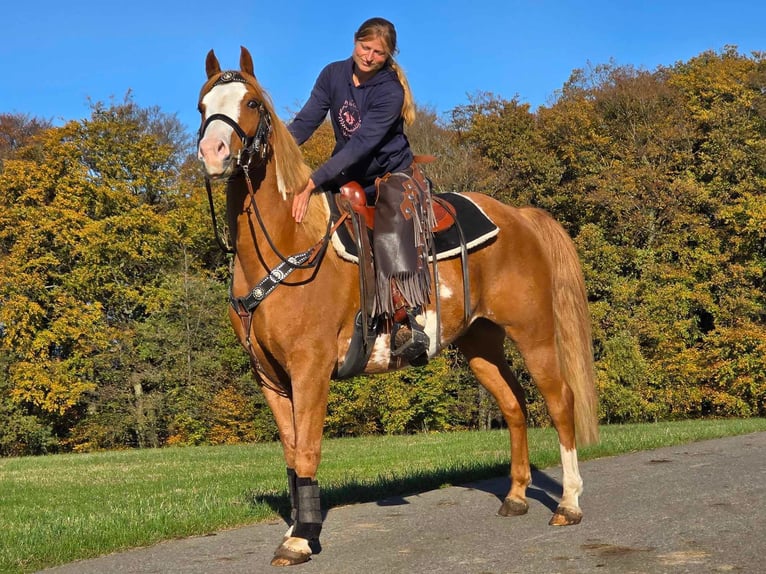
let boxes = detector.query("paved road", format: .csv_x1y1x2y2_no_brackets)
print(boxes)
40,432,766,574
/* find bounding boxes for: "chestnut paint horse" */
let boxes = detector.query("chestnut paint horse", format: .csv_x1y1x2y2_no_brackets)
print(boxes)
197,47,599,567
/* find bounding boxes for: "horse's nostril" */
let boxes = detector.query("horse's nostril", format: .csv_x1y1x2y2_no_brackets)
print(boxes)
199,138,230,161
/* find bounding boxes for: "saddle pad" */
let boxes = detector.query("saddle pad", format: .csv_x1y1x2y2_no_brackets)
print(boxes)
330,192,499,263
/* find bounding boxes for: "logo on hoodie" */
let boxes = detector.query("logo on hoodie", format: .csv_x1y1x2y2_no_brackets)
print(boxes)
338,99,361,138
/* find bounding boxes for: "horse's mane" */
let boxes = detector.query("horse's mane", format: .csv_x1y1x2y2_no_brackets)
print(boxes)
242,72,329,236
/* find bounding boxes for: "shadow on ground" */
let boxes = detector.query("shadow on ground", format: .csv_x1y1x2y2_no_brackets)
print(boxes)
247,463,563,524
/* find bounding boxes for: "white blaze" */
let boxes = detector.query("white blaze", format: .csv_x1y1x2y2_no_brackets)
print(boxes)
198,82,248,173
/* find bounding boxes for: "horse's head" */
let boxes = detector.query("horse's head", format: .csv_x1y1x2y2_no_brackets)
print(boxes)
197,47,273,179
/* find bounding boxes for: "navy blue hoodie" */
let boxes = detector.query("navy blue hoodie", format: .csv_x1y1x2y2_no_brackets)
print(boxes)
287,57,413,193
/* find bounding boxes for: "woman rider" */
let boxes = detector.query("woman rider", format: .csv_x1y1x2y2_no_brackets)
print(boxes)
287,17,431,363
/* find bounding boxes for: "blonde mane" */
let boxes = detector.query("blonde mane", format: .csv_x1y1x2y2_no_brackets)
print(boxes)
241,73,329,237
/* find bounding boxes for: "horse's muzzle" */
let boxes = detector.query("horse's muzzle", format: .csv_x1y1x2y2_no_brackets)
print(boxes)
198,136,236,178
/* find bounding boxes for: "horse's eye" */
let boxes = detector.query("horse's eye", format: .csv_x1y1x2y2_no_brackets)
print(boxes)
247,100,259,109
197,103,203,114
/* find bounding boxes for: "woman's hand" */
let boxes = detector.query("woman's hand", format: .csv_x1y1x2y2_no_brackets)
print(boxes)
291,178,316,223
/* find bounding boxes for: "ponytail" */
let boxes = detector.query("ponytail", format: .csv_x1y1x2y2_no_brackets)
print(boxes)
390,59,416,126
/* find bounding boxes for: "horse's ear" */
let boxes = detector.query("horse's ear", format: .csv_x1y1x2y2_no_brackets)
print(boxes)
240,46,255,76
206,50,221,78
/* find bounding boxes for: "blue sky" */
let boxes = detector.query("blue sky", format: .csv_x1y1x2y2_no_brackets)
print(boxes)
1,0,764,134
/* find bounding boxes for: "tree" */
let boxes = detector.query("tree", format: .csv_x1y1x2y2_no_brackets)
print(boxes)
0,113,52,164
325,353,476,436
406,105,494,194
537,49,766,419
450,92,563,207
0,97,215,449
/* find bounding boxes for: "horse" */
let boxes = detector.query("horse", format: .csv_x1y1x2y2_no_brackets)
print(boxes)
197,46,599,567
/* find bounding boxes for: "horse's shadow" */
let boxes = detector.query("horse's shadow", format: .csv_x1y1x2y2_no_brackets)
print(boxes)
249,463,561,526
372,465,561,512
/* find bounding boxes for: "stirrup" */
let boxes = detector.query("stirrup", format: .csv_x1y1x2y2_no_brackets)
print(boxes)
391,309,429,365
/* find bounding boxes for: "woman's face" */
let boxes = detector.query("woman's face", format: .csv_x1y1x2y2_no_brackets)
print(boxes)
352,36,389,77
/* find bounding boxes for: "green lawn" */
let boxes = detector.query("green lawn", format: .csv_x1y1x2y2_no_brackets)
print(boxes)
1,418,765,573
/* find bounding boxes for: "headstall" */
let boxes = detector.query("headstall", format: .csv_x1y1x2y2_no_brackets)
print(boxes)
198,71,272,170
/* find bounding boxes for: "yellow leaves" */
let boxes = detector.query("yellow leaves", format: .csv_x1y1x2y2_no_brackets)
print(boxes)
0,296,46,355
207,386,258,445
720,190,766,239
1,271,109,415
0,158,40,205
77,206,175,267
10,359,97,416
0,250,109,415
668,48,756,121
40,295,108,351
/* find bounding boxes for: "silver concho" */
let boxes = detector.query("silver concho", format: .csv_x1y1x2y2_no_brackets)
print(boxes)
270,269,285,282
214,71,246,87
253,287,265,300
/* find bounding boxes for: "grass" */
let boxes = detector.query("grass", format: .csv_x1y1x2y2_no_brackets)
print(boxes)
1,418,765,573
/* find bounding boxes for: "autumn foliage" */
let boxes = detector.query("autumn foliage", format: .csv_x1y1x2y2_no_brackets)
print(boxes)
1,47,764,455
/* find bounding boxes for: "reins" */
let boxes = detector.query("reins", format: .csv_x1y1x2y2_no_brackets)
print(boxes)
225,164,347,316
240,162,340,272
204,177,234,254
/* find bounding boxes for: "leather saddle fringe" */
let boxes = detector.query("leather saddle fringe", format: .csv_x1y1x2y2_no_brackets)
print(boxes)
372,164,436,317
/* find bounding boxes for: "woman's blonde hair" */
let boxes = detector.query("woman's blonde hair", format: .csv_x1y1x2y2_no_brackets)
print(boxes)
354,17,416,126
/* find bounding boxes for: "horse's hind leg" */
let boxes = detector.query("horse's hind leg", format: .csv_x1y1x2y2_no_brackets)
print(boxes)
511,330,584,526
456,319,532,516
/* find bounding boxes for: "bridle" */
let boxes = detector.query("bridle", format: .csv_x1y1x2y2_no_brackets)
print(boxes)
197,70,273,173
198,71,275,254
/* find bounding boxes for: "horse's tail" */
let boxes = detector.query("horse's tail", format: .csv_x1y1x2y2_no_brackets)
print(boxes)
523,208,600,446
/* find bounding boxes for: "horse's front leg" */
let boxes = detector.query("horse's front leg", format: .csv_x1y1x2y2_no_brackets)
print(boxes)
271,368,331,567
259,383,301,528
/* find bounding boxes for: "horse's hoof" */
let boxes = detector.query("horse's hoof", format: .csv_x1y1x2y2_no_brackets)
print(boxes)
271,541,311,566
498,496,529,516
548,505,582,526
271,548,310,567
